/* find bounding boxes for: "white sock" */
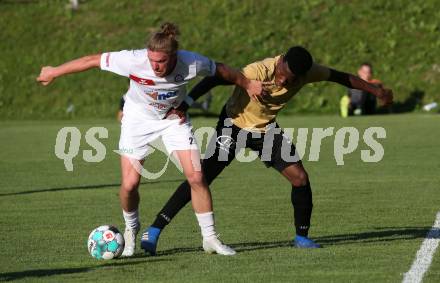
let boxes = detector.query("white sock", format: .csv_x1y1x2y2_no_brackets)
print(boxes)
195,211,216,239
122,209,139,230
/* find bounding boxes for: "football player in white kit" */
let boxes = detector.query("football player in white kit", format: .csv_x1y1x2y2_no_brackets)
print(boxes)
37,23,264,256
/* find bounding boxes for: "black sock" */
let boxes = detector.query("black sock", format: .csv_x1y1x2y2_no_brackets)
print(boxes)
291,182,313,237
151,181,192,229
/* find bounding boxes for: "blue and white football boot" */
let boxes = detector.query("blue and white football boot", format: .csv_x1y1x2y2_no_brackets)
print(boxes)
141,226,162,256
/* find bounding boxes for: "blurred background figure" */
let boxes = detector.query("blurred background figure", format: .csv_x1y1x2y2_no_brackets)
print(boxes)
340,63,382,117
69,0,79,10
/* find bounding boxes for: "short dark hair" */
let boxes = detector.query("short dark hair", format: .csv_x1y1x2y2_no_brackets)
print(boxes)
283,46,313,76
360,62,372,68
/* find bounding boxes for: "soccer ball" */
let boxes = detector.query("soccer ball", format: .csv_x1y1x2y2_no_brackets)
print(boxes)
87,225,125,260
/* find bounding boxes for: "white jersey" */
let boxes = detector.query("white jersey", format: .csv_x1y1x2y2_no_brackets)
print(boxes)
100,49,216,120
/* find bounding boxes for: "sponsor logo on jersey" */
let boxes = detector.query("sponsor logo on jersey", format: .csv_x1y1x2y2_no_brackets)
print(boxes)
149,102,169,110
129,74,155,85
146,91,158,100
145,90,178,100
158,91,178,100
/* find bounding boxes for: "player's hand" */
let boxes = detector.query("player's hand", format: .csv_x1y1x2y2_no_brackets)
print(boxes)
245,80,268,101
37,66,57,86
165,102,189,124
376,87,394,106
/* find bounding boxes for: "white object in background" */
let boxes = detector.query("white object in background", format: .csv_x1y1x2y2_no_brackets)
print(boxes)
66,104,75,113
70,0,79,10
422,102,438,111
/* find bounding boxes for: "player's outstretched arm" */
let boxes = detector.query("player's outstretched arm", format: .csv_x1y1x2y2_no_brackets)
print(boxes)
36,54,101,86
166,63,264,123
215,62,264,101
178,70,234,111
328,69,394,106
189,75,231,101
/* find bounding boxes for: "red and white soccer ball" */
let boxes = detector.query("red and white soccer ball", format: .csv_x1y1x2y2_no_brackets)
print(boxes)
87,225,124,260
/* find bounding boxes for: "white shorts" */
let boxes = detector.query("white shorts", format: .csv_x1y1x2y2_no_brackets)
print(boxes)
119,113,198,160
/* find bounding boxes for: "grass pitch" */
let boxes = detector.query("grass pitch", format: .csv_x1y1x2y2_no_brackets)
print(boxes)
0,114,439,282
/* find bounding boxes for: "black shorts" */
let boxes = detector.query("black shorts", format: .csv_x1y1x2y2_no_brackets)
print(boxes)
204,107,301,173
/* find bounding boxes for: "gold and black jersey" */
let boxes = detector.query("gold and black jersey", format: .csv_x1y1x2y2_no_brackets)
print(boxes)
225,56,331,132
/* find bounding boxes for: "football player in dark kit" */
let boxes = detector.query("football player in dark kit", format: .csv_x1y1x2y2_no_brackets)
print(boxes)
140,46,394,254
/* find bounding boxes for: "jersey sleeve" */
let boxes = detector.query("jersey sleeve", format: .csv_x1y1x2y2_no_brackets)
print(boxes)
194,53,216,77
241,62,265,81
100,50,133,77
304,63,331,84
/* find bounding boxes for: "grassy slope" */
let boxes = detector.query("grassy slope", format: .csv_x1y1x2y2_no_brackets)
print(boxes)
0,114,439,282
0,0,439,119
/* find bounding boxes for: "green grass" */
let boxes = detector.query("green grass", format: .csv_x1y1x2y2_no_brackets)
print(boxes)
0,114,439,282
1,0,440,119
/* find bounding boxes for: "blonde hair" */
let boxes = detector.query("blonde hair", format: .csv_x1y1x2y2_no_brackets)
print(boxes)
147,22,180,54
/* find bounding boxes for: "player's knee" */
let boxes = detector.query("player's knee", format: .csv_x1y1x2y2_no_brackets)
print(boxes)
186,171,205,188
292,170,309,187
121,179,140,193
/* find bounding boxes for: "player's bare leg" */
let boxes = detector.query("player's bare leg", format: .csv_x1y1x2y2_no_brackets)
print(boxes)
141,149,235,256
281,163,321,248
120,156,143,256
175,149,211,213
176,149,235,255
280,163,308,187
